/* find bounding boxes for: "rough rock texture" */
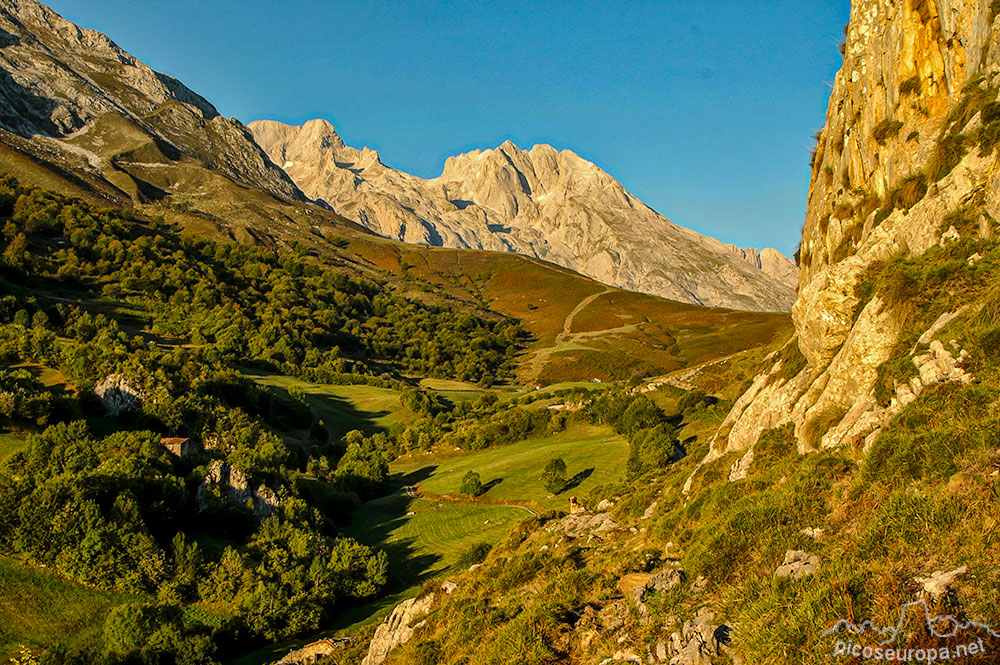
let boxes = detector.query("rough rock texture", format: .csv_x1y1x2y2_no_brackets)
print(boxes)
274,638,350,665
914,565,967,597
360,594,435,665
197,460,279,518
250,119,798,312
545,510,620,538
93,374,142,416
630,567,685,623
647,608,730,664
723,245,801,286
700,0,1000,468
774,550,821,580
0,0,302,200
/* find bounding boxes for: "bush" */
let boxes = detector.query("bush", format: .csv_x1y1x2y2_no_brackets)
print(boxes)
541,458,567,494
872,119,904,144
885,173,928,212
899,75,921,96
801,407,846,449
929,134,968,181
460,470,482,497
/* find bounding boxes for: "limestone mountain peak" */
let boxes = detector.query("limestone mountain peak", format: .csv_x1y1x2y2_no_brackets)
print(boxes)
251,119,798,311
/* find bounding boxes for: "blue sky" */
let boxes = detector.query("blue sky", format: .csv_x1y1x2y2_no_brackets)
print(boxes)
47,0,850,255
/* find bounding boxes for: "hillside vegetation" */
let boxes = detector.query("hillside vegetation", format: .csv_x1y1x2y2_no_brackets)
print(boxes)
349,342,999,665
0,174,781,665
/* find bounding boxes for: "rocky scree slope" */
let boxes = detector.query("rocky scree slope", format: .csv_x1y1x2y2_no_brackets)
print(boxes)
702,0,1000,469
250,118,798,312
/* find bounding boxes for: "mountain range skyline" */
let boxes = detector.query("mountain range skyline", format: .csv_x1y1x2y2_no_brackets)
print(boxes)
39,0,852,256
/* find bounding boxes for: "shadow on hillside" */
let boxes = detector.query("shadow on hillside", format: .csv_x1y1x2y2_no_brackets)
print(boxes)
236,368,396,440
394,466,437,487
302,391,394,440
344,474,444,591
480,477,504,494
560,467,594,494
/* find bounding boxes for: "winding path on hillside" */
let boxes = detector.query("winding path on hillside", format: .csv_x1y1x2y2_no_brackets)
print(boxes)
526,287,616,380
559,287,615,340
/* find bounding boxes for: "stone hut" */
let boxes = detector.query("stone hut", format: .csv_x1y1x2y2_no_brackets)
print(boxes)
160,437,198,457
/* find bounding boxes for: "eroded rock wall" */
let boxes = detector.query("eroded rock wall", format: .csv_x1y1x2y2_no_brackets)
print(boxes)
708,0,1000,463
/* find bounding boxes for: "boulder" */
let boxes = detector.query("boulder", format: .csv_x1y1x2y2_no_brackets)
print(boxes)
275,638,351,665
545,510,619,538
648,608,730,664
597,601,628,632
914,566,967,597
197,460,279,518
774,550,820,580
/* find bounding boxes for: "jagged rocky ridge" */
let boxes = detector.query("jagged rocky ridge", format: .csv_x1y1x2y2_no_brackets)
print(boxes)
250,118,798,312
701,0,1000,470
0,0,304,202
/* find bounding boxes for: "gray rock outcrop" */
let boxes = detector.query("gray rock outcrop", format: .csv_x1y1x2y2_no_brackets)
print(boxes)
274,638,350,665
93,374,142,416
197,460,279,519
360,594,435,665
545,510,619,538
0,0,303,201
774,550,820,580
250,119,797,312
651,608,731,664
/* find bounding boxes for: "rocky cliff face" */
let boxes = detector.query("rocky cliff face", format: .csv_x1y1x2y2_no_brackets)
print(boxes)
250,118,798,312
704,0,1000,467
0,0,302,201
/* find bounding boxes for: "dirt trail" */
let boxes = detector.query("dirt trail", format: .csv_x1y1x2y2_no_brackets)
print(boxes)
526,287,616,380
559,287,615,341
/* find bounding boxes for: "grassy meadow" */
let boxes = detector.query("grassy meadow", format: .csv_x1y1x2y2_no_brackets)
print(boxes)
393,422,628,511
0,556,138,660
345,237,791,386
247,373,419,440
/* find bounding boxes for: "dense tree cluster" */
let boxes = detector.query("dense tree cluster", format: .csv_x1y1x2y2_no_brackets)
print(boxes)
0,176,547,662
0,368,58,425
585,392,681,479
0,175,526,386
0,176,699,664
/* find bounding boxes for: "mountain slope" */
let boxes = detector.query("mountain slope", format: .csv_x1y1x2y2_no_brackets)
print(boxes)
0,0,305,231
250,118,798,312
327,4,1000,665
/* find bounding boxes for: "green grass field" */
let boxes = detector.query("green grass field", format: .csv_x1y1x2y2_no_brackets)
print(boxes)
344,487,525,588
0,556,137,660
393,422,628,511
0,431,28,462
246,373,418,440
417,377,489,404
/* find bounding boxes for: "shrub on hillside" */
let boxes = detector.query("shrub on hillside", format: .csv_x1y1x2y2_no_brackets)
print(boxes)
541,458,567,494
460,470,482,497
